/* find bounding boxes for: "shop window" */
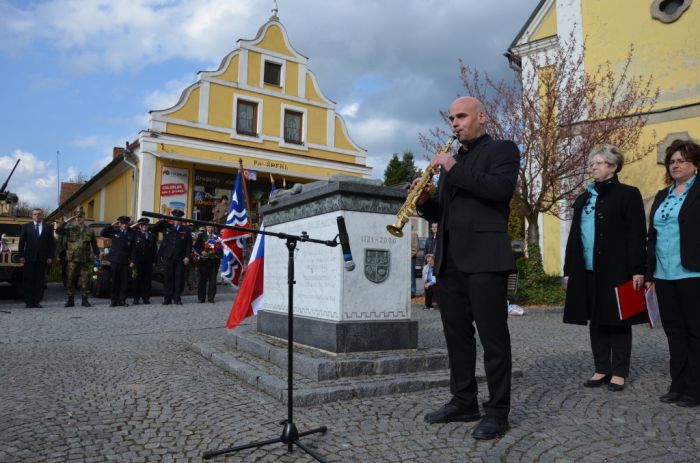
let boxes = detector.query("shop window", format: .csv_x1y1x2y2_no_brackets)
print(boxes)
264,61,282,86
236,100,258,136
284,110,303,144
651,0,692,23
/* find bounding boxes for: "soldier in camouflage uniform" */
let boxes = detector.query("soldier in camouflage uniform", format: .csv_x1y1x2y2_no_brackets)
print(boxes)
56,209,99,307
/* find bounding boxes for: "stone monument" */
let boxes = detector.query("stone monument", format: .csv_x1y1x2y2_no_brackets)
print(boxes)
256,175,417,353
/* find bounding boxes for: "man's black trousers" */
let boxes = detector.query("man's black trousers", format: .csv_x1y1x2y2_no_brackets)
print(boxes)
437,252,511,420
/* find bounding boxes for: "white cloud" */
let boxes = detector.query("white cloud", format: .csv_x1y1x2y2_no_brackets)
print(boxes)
0,150,57,209
91,155,113,173
339,102,360,119
144,75,196,112
70,135,110,149
0,0,257,72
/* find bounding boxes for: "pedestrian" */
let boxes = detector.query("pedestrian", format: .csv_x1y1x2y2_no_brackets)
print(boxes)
193,225,222,303
411,229,419,298
100,216,135,307
423,254,437,310
414,96,520,440
425,222,439,256
56,209,99,307
646,139,700,408
151,209,192,305
18,208,55,308
562,144,647,392
131,218,158,305
211,195,228,225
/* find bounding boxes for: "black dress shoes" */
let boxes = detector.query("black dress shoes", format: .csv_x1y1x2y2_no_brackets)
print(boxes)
583,375,611,388
424,403,481,424
660,391,682,403
607,382,625,392
676,395,700,408
174,300,183,305
163,299,172,305
472,415,509,440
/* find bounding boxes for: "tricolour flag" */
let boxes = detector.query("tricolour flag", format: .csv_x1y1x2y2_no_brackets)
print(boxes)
226,224,265,329
220,171,249,287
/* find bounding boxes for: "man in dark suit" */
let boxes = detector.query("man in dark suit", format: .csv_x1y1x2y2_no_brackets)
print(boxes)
18,208,56,308
101,216,135,307
415,96,520,440
151,209,192,305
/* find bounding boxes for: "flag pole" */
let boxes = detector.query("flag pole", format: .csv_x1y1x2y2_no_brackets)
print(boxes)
238,158,252,219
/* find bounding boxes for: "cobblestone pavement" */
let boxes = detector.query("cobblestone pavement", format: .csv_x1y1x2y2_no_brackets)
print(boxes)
1,284,698,462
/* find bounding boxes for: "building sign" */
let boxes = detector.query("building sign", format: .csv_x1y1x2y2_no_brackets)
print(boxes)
160,166,189,216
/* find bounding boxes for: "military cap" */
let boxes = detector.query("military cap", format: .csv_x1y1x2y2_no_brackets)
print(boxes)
116,216,131,224
171,209,185,218
137,218,150,225
75,208,85,217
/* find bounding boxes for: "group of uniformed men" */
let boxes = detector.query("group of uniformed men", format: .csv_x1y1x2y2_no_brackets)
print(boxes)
57,208,221,307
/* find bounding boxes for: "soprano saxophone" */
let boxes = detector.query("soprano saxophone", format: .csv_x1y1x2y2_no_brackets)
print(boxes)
386,135,457,237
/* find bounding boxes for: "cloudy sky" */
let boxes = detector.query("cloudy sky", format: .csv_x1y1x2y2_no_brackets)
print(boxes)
0,0,539,209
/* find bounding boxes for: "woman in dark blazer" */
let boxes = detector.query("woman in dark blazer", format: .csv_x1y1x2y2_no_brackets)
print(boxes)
563,144,647,391
646,139,700,408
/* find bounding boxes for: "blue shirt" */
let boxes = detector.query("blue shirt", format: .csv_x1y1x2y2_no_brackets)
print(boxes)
580,183,598,271
653,175,700,280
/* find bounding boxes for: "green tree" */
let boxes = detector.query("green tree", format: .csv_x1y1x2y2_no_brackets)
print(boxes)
400,151,420,183
383,151,421,186
383,154,406,186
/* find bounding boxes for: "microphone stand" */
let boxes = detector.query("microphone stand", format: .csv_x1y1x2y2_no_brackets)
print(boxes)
142,211,335,462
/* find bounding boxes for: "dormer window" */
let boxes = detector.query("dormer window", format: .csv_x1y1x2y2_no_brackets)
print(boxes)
264,61,282,86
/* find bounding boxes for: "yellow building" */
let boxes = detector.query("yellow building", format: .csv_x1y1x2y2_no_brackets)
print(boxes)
507,0,699,274
50,11,370,223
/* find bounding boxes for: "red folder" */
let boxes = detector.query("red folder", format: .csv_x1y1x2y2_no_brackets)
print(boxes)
615,279,646,320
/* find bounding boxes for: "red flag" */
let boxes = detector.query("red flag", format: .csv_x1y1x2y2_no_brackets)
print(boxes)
226,224,265,329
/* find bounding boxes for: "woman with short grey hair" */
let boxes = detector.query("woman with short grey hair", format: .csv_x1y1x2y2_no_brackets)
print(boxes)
588,144,625,173
563,144,647,391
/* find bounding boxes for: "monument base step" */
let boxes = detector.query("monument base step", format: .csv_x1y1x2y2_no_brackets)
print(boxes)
191,332,523,406
224,328,449,381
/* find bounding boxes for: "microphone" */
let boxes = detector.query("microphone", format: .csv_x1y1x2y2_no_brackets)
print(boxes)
336,216,355,271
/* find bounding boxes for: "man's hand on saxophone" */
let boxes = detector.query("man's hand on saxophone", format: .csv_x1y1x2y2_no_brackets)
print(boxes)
409,177,433,206
431,150,457,173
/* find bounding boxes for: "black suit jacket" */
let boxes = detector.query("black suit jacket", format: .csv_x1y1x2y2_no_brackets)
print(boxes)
417,134,520,275
647,177,700,279
18,221,56,263
100,225,135,265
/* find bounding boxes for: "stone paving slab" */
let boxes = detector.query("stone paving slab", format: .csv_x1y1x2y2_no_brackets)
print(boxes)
1,283,699,462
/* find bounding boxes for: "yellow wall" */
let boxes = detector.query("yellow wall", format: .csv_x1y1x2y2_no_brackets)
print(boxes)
286,61,299,97
168,87,200,122
208,84,234,128
532,3,557,41
103,170,133,220
80,191,101,220
247,52,261,87
219,54,239,82
542,213,561,275
305,74,324,103
582,0,699,108
257,24,295,56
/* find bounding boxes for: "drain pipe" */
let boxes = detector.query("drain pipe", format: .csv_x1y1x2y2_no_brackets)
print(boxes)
122,142,139,220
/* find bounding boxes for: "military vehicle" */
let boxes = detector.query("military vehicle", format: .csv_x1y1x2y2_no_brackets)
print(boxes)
0,159,25,291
